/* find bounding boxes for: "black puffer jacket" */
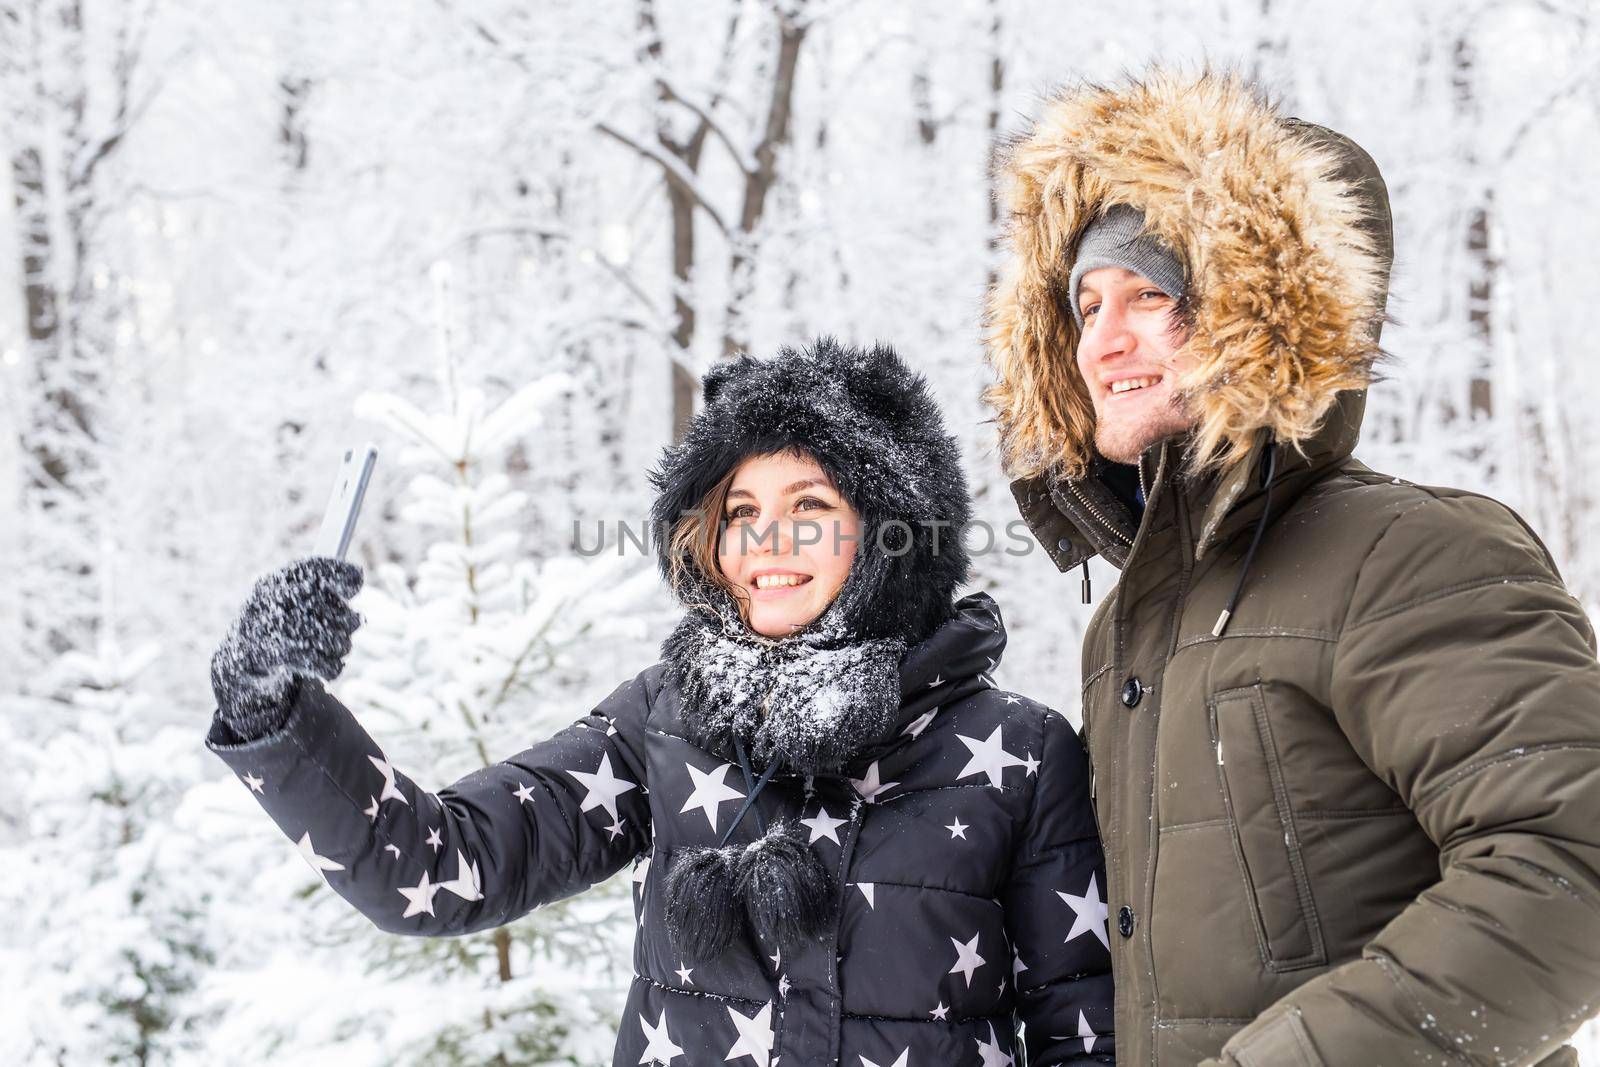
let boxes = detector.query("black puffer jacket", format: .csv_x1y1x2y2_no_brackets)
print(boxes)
206,591,1113,1066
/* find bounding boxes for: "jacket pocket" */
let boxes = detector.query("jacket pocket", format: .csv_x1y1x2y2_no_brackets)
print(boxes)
1208,683,1326,971
1223,1008,1325,1066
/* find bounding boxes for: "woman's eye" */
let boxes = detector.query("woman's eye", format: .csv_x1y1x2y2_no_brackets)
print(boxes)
795,497,831,512
726,504,756,521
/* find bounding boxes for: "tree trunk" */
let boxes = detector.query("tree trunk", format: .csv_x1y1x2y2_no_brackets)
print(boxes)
984,0,1004,294
635,0,741,442
1453,33,1495,421
721,7,807,361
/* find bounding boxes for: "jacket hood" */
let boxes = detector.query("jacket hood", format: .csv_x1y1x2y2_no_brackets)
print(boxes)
984,69,1395,480
649,336,972,647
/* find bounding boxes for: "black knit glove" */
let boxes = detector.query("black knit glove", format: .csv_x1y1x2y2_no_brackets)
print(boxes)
210,557,364,742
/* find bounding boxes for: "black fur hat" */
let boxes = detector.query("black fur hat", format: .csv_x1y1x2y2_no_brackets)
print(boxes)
648,336,972,645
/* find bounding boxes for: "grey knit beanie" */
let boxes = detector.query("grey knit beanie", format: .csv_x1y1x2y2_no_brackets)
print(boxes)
1068,204,1186,328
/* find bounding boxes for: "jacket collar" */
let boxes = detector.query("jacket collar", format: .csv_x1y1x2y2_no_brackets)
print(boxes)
1010,390,1367,572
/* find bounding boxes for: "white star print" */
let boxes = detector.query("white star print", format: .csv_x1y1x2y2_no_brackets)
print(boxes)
1001,694,1022,706
929,1002,949,1021
425,826,443,852
901,708,937,738
724,1002,776,1066
569,752,639,823
778,973,791,998
954,726,1027,788
384,843,402,859
860,1050,909,1067
1012,953,1028,979
638,1007,685,1064
1021,752,1040,777
769,948,781,971
674,962,693,985
241,772,265,793
856,883,876,908
633,855,651,889
679,762,744,831
513,781,536,804
850,761,899,804
398,870,440,918
948,932,985,986
927,674,944,689
606,817,626,840
1058,872,1110,950
296,831,344,874
945,818,968,839
363,796,379,821
974,1021,1014,1067
800,805,847,845
1071,1009,1097,1051
439,849,483,901
368,754,409,806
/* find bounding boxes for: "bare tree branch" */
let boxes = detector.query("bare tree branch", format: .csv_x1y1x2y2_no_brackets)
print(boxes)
594,121,730,235
1496,63,1599,164
654,77,755,175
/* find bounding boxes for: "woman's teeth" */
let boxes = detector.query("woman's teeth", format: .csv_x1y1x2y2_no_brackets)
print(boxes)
1110,376,1161,394
754,574,811,589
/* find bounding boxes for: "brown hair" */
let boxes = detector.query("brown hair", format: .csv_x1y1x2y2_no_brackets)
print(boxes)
667,464,751,623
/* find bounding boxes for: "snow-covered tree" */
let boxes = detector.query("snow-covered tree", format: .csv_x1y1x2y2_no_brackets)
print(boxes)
0,553,220,1066
188,267,665,1065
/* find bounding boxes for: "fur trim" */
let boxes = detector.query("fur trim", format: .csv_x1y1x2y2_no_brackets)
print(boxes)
662,845,742,961
737,821,837,949
662,593,905,775
662,822,836,962
984,69,1392,478
649,337,971,647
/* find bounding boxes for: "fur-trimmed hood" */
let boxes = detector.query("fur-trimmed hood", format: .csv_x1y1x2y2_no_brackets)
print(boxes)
649,337,971,647
984,69,1394,480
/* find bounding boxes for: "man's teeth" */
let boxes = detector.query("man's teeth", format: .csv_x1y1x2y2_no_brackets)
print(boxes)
755,574,810,589
1110,376,1161,395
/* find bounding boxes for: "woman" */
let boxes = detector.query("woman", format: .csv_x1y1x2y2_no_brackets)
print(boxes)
206,338,1114,1065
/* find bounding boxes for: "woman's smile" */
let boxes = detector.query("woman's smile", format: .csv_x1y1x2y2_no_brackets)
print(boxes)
750,569,815,598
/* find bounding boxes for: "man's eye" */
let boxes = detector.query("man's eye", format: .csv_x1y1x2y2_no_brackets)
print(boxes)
1139,289,1165,300
1081,303,1100,319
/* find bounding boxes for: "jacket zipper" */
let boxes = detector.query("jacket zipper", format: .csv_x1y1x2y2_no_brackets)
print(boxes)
1069,482,1135,547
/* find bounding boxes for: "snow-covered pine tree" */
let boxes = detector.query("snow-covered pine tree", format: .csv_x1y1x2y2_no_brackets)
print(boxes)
229,262,664,1066
0,540,220,1066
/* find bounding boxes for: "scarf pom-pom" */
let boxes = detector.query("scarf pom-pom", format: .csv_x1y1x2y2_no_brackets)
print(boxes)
738,821,836,949
663,845,743,961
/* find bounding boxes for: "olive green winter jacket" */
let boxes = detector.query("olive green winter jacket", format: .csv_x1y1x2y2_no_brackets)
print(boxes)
987,71,1600,1066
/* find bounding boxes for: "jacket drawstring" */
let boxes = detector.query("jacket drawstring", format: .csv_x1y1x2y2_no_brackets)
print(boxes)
1213,437,1278,638
721,736,779,846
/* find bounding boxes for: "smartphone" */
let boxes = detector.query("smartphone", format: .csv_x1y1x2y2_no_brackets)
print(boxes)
312,444,378,561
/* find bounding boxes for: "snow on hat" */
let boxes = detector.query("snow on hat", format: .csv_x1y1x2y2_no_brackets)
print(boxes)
1067,203,1187,328
648,336,972,646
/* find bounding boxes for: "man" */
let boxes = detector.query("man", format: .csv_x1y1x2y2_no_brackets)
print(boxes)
985,69,1600,1065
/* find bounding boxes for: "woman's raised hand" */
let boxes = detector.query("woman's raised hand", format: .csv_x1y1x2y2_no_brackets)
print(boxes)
210,557,364,741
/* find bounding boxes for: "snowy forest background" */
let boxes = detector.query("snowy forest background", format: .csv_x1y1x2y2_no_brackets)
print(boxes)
3,0,1599,1063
